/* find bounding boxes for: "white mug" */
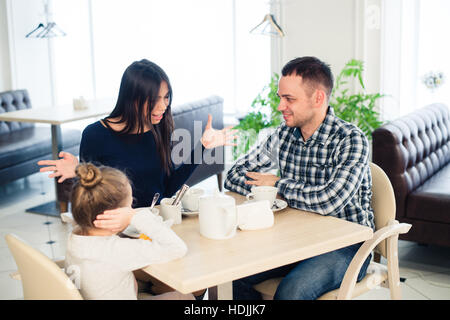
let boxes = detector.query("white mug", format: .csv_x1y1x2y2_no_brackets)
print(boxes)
160,198,182,224
246,186,278,205
236,200,274,230
181,188,204,211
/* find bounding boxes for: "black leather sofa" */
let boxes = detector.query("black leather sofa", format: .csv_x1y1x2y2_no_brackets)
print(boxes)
0,89,81,186
372,103,450,247
56,95,225,211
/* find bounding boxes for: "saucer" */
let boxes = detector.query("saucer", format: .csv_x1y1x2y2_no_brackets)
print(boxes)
243,199,288,212
121,225,140,238
181,207,199,216
121,207,159,238
271,199,288,212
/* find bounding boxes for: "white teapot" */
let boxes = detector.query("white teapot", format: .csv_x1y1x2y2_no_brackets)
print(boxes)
198,191,237,240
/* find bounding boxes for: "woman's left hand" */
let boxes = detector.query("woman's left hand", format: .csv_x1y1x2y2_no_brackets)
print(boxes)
201,114,238,149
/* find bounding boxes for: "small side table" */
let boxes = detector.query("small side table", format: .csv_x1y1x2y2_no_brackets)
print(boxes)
0,100,113,216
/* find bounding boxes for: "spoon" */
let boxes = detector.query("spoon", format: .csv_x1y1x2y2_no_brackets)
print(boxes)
149,193,160,211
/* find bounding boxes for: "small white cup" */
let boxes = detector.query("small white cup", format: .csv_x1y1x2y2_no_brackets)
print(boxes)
181,188,204,211
160,198,182,224
236,200,274,230
246,186,278,205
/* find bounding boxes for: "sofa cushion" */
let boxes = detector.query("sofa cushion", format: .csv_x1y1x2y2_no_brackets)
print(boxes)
0,89,34,133
0,127,81,170
406,164,450,224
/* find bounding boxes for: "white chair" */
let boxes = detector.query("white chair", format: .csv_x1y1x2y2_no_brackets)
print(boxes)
5,233,83,300
6,233,189,300
253,162,412,300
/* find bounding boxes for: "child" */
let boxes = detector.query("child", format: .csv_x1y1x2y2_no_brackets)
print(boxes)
65,162,192,300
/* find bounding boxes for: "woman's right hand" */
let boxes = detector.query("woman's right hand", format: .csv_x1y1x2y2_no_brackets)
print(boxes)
37,151,78,183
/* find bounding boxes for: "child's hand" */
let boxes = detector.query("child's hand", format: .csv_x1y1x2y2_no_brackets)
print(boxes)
93,207,135,233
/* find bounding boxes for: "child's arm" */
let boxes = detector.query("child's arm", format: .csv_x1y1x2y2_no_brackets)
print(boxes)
96,209,187,271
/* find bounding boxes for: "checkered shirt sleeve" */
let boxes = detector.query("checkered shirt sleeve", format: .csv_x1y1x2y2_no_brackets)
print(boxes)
224,127,281,195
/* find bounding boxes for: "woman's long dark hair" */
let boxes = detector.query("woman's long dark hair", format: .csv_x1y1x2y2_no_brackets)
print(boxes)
105,59,174,174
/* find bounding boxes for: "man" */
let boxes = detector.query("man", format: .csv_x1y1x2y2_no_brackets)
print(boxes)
225,56,374,300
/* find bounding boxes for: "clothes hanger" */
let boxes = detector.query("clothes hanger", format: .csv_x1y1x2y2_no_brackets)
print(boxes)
25,0,66,38
25,23,45,38
37,22,66,38
250,14,285,37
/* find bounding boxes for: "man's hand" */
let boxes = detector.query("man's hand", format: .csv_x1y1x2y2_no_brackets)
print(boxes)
93,207,136,233
37,151,78,183
245,172,280,187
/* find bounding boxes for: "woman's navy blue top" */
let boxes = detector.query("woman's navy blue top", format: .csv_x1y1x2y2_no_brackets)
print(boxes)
79,121,202,208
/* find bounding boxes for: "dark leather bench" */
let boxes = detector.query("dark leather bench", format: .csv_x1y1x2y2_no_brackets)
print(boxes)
0,89,81,186
372,103,450,247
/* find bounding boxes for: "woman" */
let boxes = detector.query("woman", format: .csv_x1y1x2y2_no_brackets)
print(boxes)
38,59,236,209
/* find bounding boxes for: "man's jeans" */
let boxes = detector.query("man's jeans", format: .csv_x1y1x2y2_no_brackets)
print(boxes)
233,242,372,300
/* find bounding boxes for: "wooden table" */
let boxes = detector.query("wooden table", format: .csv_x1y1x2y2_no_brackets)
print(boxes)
142,192,373,299
0,99,113,215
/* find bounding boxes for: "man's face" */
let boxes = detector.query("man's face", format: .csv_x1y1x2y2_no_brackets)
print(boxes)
277,75,316,128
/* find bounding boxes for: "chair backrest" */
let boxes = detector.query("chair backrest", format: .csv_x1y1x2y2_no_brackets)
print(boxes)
5,234,83,300
370,162,396,258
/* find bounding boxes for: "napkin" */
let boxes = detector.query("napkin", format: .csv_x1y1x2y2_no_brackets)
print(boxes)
236,200,274,230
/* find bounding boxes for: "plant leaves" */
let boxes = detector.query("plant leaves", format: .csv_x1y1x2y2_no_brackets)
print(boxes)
330,59,384,139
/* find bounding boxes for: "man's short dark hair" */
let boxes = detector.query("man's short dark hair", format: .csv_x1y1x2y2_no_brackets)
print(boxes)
282,56,334,100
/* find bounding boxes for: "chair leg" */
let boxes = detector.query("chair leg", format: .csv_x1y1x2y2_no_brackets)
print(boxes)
387,233,402,299
373,252,381,263
59,201,68,213
217,172,223,192
208,286,218,300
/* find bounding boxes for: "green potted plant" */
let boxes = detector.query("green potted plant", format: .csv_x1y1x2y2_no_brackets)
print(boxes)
232,73,281,160
330,59,384,139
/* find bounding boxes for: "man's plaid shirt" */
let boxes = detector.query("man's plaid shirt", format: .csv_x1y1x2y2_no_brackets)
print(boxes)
225,107,375,229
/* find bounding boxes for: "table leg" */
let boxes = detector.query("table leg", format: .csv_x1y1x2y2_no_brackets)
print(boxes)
25,124,63,217
207,286,217,300
218,282,233,300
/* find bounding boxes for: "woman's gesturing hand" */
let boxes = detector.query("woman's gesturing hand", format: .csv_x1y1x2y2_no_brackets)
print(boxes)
37,151,79,183
201,114,238,149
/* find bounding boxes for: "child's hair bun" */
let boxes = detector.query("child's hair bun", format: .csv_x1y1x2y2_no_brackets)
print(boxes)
75,163,102,188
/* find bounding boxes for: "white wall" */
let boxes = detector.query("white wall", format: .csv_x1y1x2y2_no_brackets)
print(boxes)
276,0,383,99
0,0,12,91
280,0,357,78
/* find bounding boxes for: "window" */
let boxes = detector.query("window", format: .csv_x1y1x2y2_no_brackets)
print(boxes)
416,0,450,109
14,0,271,114
380,0,450,120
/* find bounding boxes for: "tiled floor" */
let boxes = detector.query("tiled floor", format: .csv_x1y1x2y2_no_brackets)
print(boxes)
1,171,450,300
